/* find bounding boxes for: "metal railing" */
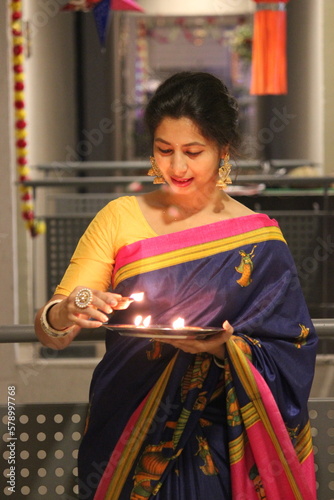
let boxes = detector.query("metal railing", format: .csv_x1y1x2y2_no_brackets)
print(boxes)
21,174,334,189
0,319,333,343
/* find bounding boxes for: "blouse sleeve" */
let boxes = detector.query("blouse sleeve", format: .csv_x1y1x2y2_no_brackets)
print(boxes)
54,205,116,297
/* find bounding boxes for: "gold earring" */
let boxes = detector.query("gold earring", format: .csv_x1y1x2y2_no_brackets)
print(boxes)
147,156,166,184
216,153,232,190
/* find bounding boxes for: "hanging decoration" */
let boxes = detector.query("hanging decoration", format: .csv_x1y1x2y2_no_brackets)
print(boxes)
144,17,232,48
176,18,208,47
229,22,253,62
11,0,45,237
145,18,179,45
207,17,227,45
61,0,144,11
62,0,144,48
135,19,149,117
228,19,253,91
250,0,290,95
93,0,110,47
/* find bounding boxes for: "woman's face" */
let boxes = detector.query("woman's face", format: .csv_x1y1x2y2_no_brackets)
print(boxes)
153,116,225,195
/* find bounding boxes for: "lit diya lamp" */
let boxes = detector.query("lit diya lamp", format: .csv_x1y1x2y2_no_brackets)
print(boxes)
132,315,197,336
134,315,152,327
170,317,203,337
114,292,144,310
106,297,222,339
172,317,185,329
133,316,186,329
107,314,219,339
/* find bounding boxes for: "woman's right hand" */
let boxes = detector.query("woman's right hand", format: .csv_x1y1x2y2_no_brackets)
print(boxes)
48,287,126,331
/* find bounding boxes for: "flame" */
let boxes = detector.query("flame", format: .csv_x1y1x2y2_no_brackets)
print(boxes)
143,315,151,327
130,292,144,302
134,315,143,326
134,315,151,327
172,317,185,329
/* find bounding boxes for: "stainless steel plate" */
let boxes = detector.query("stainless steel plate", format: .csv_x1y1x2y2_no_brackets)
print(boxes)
105,324,223,340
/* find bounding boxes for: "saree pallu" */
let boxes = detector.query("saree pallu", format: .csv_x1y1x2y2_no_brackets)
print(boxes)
78,213,318,500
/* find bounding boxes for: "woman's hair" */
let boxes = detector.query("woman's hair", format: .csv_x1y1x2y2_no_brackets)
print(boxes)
144,72,241,154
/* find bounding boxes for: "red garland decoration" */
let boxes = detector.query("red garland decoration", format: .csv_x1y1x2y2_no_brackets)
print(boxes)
11,0,45,236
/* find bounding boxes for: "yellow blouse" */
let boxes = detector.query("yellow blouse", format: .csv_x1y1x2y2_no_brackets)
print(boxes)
55,196,157,296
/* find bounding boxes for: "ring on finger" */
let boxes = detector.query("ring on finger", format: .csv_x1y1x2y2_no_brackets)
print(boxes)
74,288,93,309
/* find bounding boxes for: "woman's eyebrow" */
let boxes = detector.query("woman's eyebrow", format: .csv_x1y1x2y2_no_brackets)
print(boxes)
154,138,206,146
154,138,171,144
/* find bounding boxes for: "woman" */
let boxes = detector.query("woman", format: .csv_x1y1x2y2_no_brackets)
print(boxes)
35,72,318,500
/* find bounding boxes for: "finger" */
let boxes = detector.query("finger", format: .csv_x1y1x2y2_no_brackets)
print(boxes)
70,315,105,329
205,329,232,346
90,295,114,315
162,338,204,353
112,297,135,310
68,297,110,323
162,341,197,354
91,290,122,311
69,299,109,324
90,291,135,313
97,291,123,306
71,289,122,318
71,306,110,324
162,330,231,354
72,288,122,307
223,320,234,335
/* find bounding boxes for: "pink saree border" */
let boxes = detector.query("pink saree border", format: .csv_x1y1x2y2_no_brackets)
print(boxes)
250,363,316,499
230,361,316,500
113,213,278,276
93,394,149,500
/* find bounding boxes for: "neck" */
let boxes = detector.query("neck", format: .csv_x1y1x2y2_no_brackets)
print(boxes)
162,186,224,220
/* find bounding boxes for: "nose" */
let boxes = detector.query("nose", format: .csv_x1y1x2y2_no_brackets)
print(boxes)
171,152,188,176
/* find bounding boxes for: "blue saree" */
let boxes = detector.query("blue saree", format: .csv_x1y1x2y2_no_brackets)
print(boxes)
78,213,317,500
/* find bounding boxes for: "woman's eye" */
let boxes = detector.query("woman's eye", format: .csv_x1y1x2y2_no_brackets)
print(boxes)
158,148,172,154
187,151,201,157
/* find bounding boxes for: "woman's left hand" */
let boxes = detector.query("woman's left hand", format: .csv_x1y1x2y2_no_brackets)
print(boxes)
162,320,233,360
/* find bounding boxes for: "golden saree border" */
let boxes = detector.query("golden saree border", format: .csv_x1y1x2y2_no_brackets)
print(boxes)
114,226,286,288
226,339,305,500
294,420,314,464
240,401,261,429
229,430,248,465
104,353,178,500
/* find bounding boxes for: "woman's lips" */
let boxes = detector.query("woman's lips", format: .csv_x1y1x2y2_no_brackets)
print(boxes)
171,177,193,187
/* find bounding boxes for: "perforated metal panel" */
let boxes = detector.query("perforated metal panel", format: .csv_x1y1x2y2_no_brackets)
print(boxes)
308,398,334,500
270,212,324,303
1,403,88,499
1,400,333,499
52,194,120,215
46,217,92,297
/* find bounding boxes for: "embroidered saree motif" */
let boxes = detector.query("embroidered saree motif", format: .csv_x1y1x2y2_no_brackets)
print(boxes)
294,324,310,348
235,245,257,287
195,436,219,476
130,353,217,499
132,441,183,499
146,340,163,360
248,465,266,500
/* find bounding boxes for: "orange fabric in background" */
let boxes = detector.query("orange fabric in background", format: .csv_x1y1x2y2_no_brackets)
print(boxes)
250,1,290,95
